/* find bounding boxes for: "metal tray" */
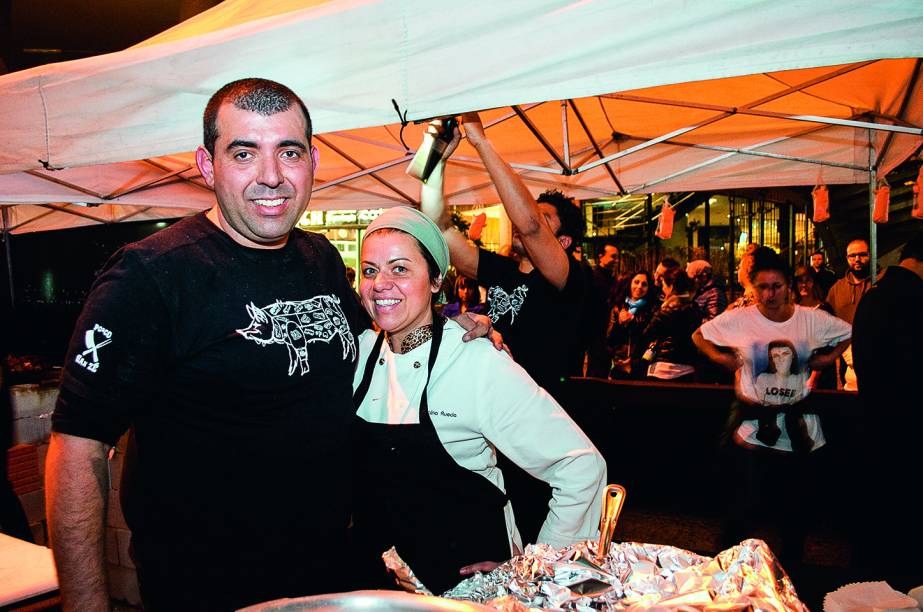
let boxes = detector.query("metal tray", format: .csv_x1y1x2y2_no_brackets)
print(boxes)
238,589,493,611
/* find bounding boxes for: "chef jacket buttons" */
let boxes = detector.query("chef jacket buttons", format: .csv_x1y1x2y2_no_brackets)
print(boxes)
413,361,421,368
379,358,385,365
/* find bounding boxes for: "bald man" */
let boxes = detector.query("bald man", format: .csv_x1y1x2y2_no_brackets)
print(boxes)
825,239,873,390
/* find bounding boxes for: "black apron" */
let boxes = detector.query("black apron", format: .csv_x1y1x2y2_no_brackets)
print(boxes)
351,318,510,594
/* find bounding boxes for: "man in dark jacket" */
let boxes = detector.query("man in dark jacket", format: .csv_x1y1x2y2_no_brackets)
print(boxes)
809,251,836,297
851,233,923,591
584,244,619,377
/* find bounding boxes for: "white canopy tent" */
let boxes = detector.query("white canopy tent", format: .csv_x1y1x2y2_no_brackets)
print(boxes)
1,0,922,234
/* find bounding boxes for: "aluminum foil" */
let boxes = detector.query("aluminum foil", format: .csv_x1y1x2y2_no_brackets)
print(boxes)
387,539,806,611
382,547,434,596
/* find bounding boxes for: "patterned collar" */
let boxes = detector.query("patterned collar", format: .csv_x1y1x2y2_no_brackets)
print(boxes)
388,324,434,354
387,314,448,354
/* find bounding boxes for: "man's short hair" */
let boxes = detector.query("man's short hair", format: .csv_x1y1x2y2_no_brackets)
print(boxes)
659,257,681,270
662,265,693,294
537,189,585,254
811,250,825,259
203,78,313,155
749,246,791,284
900,232,923,262
595,243,617,262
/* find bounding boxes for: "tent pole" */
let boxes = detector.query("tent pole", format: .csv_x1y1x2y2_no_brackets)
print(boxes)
606,92,922,136
512,105,570,171
1,207,13,309
568,99,625,193
803,204,809,266
314,135,417,205
312,155,412,192
561,101,570,169
868,130,878,285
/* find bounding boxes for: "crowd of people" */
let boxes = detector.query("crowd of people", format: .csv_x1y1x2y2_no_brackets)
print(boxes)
29,77,920,611
575,239,877,391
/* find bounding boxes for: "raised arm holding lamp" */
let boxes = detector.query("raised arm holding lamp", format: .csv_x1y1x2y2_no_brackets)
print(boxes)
420,113,589,546
421,113,573,291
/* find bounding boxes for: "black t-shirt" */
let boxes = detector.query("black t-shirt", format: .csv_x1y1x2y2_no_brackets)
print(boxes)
53,213,368,605
478,248,585,396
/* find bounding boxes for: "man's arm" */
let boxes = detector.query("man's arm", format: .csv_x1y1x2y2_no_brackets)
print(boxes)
45,432,111,612
419,152,480,280
461,113,572,289
692,328,739,371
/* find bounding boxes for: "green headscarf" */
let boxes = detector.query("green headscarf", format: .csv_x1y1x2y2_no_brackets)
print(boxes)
365,207,449,276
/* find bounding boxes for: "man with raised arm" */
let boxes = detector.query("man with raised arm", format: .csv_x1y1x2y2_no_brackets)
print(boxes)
420,114,587,545
421,113,587,400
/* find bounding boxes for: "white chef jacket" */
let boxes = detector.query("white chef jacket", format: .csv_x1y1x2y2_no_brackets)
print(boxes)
353,320,607,553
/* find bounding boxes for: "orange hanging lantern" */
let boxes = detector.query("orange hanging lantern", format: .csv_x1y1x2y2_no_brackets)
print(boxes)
812,184,830,223
654,197,675,240
873,180,890,224
468,212,487,241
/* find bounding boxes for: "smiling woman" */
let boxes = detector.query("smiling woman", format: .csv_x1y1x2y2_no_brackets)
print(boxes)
360,229,443,350
350,206,607,594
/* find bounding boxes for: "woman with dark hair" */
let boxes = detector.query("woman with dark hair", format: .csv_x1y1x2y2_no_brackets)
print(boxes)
692,246,851,562
640,266,704,382
606,271,657,379
793,266,837,389
442,275,485,318
351,206,606,593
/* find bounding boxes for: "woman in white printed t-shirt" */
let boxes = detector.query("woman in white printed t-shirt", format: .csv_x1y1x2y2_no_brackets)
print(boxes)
692,246,851,563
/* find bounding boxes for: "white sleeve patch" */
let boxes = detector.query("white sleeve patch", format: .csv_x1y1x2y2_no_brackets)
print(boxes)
74,324,113,373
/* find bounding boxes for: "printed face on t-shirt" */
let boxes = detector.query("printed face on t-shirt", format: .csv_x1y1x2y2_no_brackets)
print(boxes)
754,341,804,405
197,103,314,249
769,346,794,375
